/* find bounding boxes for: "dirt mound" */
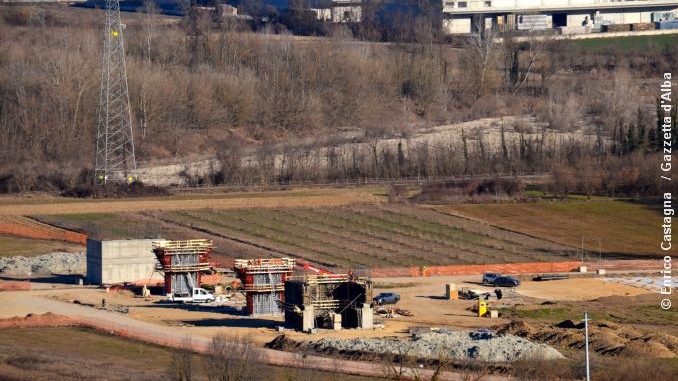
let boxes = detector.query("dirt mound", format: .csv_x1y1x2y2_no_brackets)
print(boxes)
268,330,564,363
266,335,305,352
0,313,75,329
497,319,678,359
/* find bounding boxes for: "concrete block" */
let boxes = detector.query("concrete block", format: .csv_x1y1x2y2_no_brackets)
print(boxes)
302,306,315,332
86,239,162,285
332,313,342,331
445,283,456,300
360,303,374,329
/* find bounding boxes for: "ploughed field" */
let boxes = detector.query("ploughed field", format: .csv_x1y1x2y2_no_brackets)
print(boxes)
37,205,578,268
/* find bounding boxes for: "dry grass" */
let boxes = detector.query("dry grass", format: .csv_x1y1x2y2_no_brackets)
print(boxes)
0,234,82,258
0,327,380,381
0,188,382,216
436,200,657,257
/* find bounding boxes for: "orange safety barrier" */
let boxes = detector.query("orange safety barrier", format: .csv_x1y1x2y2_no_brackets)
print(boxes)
370,261,584,278
0,279,31,291
0,218,87,245
369,259,661,278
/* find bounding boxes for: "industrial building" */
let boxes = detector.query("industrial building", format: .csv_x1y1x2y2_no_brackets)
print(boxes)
86,238,161,285
280,274,374,331
442,0,678,34
152,239,213,297
234,258,295,316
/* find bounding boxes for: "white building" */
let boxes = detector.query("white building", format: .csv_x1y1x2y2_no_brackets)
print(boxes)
442,0,678,34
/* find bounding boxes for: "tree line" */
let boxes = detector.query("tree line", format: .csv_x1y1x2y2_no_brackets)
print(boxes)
0,5,676,196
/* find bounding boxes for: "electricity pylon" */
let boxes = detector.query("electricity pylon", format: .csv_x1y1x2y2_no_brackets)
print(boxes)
94,0,137,184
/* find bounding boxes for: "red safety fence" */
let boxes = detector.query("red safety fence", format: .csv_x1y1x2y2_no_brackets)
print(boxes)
370,261,584,278
0,279,31,291
369,259,660,278
0,216,87,245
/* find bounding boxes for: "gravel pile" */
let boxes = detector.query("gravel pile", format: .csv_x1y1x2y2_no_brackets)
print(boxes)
0,252,85,275
308,329,564,362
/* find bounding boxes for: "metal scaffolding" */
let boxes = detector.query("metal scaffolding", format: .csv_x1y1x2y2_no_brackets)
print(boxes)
153,240,213,296
280,274,373,331
94,0,137,184
234,258,295,316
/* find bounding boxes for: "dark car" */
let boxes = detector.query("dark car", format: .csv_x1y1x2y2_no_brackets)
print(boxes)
482,273,502,285
493,276,521,287
373,292,400,305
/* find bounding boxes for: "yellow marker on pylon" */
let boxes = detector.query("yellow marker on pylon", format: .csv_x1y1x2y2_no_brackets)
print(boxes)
112,31,119,37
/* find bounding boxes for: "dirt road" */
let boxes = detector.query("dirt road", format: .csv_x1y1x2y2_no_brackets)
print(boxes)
0,290,505,381
0,188,381,216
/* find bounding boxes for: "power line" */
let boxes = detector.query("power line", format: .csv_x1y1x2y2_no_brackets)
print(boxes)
94,0,137,184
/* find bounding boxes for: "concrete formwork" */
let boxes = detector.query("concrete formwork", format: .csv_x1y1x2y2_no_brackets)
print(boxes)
282,274,374,332
86,239,161,285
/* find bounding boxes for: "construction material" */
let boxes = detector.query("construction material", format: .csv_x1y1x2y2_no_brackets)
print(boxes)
445,283,456,300
489,310,499,319
87,239,160,284
234,258,295,316
657,20,678,30
603,24,632,32
281,274,373,331
1,252,85,276
631,23,655,31
579,266,588,273
153,239,213,297
268,330,564,362
533,274,569,281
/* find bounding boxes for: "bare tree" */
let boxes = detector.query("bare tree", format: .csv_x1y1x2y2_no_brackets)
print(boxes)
206,334,261,381
462,28,499,101
167,336,193,381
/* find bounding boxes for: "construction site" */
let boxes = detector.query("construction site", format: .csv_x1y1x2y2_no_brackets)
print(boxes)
0,1,675,381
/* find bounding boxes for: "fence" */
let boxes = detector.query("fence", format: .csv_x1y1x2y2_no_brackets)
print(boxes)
368,259,660,278
0,216,87,245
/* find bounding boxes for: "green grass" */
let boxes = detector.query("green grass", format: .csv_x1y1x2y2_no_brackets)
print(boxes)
568,34,678,51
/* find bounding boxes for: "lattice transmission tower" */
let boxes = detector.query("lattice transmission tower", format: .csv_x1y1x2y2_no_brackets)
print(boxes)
94,0,137,184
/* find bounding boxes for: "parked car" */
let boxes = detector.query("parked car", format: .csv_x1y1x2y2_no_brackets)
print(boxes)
373,292,400,305
168,287,216,303
482,272,502,285
493,276,521,287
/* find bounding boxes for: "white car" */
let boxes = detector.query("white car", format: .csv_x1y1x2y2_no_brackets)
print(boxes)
169,287,215,303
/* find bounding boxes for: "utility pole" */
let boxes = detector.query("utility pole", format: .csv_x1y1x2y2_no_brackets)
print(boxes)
94,0,137,185
584,311,591,381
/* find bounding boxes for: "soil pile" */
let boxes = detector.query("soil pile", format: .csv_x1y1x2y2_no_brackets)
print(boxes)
267,329,564,363
498,319,678,358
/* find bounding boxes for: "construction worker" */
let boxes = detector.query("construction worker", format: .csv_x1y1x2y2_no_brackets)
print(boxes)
495,288,503,300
